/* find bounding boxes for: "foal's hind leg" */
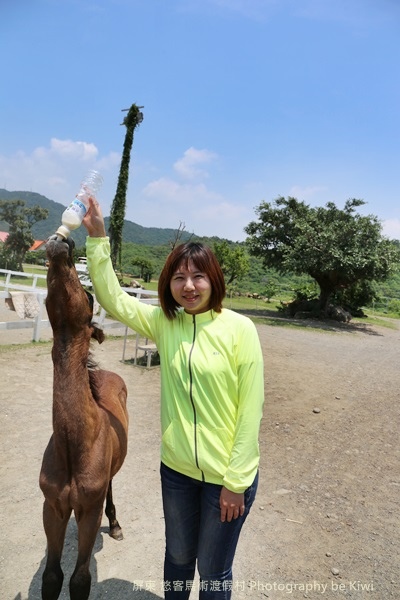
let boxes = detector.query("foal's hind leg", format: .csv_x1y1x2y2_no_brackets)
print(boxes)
105,479,123,540
42,500,71,600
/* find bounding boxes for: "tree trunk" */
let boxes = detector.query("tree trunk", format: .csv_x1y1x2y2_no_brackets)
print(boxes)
109,104,143,270
318,285,333,317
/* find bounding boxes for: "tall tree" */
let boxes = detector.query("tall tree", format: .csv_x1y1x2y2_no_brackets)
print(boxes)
0,200,48,271
109,103,144,269
130,257,154,283
213,240,250,286
245,197,400,315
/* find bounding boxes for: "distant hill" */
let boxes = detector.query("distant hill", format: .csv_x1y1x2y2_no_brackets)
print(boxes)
0,188,196,247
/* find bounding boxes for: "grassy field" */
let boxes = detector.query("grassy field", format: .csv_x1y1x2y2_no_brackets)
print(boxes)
0,265,48,289
2,265,399,325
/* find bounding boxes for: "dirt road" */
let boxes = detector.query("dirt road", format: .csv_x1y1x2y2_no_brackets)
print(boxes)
0,307,398,599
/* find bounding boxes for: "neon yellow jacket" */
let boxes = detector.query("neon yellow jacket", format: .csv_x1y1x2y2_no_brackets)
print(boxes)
86,237,264,493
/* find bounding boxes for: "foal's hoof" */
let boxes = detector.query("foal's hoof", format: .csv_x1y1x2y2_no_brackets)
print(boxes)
109,525,123,541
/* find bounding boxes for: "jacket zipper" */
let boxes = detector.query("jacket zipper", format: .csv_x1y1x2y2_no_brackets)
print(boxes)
188,314,205,481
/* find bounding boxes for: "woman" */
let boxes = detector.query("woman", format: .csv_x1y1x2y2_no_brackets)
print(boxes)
83,199,264,599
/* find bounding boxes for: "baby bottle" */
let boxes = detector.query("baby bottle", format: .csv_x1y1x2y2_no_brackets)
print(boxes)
56,170,103,239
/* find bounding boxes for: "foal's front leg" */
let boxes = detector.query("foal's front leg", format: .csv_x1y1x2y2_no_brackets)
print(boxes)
42,500,71,600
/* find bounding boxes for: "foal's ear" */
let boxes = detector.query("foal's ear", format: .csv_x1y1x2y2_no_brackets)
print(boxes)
91,324,105,344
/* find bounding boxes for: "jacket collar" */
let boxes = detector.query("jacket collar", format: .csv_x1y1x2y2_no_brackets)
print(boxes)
181,308,218,324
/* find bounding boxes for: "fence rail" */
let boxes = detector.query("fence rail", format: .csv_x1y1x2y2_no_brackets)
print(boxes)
0,268,48,341
0,267,47,290
0,268,158,342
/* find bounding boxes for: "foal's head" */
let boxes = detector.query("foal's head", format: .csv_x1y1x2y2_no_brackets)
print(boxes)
45,235,104,344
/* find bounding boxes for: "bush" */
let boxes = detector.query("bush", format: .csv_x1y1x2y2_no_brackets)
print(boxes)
387,299,400,315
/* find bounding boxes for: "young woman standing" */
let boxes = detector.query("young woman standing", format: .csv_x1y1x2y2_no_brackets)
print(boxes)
83,199,264,599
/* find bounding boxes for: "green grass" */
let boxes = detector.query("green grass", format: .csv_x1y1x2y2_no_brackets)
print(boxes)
225,294,400,331
0,340,52,353
103,280,400,330
351,314,399,329
22,264,47,273
143,280,158,292
0,270,47,289
225,295,282,313
6,265,398,332
2,277,47,289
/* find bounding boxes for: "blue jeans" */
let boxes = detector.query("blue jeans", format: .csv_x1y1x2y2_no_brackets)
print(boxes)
160,462,258,600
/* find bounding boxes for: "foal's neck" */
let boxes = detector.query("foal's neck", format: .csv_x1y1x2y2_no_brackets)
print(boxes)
51,335,100,448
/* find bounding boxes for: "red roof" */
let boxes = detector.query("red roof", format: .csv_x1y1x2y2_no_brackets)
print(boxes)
29,240,46,251
0,231,46,251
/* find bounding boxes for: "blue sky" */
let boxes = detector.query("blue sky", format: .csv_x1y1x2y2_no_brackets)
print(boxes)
1,0,400,241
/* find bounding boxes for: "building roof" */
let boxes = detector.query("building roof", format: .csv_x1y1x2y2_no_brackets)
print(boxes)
0,231,46,251
29,240,46,251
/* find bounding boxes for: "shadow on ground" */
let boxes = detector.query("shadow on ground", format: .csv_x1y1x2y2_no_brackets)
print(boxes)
21,519,162,600
236,308,389,336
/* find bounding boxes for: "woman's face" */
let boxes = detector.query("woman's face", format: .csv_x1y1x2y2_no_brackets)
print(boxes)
170,259,212,315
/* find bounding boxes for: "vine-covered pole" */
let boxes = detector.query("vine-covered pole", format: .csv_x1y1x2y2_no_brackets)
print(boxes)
109,103,144,270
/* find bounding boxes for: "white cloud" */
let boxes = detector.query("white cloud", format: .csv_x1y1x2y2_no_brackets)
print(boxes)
140,174,249,239
288,184,328,200
173,147,218,180
0,138,120,207
1,141,249,239
48,138,99,160
382,218,400,240
143,177,223,208
144,177,184,200
126,146,251,239
194,200,251,239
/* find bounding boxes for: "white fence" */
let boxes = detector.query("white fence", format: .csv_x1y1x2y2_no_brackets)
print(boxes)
0,268,49,342
0,267,159,343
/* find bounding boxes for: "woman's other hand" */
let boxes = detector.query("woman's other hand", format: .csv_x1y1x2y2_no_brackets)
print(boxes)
219,487,245,522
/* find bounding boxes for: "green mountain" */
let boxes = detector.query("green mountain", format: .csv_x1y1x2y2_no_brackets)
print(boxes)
0,188,195,247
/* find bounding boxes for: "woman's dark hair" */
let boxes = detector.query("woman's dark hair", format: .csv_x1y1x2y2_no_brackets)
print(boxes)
158,242,225,320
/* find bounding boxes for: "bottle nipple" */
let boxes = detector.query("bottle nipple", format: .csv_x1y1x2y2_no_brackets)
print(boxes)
55,225,71,240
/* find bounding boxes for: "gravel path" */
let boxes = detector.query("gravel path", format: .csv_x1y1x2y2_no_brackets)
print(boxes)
0,302,399,599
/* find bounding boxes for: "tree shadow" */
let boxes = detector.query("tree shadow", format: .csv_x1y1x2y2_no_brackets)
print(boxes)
25,518,162,600
236,308,390,336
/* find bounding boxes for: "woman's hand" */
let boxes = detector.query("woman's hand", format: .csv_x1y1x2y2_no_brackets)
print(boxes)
82,197,107,237
219,487,245,522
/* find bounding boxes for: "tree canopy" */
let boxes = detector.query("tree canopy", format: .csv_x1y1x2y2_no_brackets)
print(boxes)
0,199,48,271
245,197,400,314
130,257,154,283
212,240,250,287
